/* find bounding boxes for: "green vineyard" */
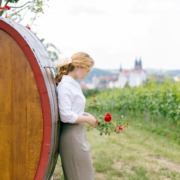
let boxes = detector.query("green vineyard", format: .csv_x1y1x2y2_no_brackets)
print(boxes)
85,80,180,144
54,80,180,180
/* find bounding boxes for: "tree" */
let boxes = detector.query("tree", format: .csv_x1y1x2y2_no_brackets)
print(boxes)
41,39,61,62
0,0,61,63
0,0,48,26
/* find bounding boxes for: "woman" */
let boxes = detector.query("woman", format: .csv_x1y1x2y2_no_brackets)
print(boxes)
54,52,96,180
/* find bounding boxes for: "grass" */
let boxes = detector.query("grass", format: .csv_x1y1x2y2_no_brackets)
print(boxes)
53,124,180,180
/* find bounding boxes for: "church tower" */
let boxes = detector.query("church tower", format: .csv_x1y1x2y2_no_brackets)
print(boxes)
119,63,123,72
135,58,138,69
139,57,142,69
134,58,142,70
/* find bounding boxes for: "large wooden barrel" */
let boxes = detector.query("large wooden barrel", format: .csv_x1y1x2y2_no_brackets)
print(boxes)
0,17,60,180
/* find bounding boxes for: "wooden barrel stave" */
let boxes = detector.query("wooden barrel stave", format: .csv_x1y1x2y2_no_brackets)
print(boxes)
47,68,60,179
43,68,58,179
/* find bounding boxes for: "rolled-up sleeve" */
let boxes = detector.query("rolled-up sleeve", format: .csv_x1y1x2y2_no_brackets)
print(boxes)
57,83,78,123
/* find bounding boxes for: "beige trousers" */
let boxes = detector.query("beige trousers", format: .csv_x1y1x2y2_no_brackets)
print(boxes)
59,123,94,180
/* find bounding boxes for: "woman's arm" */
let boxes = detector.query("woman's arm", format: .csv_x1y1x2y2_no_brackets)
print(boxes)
74,114,96,128
83,112,93,116
58,84,79,123
57,84,96,127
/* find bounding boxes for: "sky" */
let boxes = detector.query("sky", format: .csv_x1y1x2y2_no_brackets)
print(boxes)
6,0,180,70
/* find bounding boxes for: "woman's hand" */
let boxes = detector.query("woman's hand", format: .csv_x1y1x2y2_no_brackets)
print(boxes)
83,112,96,127
87,116,96,128
83,112,93,117
74,114,96,125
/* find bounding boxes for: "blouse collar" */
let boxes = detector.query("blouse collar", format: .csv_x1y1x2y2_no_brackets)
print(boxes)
61,75,79,85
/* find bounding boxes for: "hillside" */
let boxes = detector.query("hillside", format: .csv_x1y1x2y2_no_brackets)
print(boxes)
78,68,118,83
145,69,180,76
165,70,180,76
78,68,180,84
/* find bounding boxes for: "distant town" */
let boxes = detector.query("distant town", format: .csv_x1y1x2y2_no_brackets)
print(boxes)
78,58,180,89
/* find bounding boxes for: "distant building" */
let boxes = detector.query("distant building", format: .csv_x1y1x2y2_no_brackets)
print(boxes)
107,80,119,88
118,58,147,88
173,76,180,82
92,74,119,89
135,58,142,70
149,75,165,82
118,69,147,88
86,83,95,89
92,58,147,89
92,75,99,88
79,81,88,89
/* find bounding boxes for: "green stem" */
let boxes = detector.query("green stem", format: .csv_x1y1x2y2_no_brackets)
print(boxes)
9,5,30,19
0,0,3,16
10,1,33,9
5,0,11,6
17,8,29,23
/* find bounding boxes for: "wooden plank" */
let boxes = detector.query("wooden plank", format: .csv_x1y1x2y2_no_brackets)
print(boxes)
11,30,27,179
47,68,59,174
44,68,59,179
43,69,55,179
0,29,43,180
0,29,12,180
26,55,43,179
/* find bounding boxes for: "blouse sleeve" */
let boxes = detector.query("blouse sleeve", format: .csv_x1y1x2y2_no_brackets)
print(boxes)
57,83,78,123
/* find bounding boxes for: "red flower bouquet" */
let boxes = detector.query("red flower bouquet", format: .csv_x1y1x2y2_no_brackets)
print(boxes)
4,5,10,10
0,5,10,11
118,125,123,131
104,113,112,122
85,98,129,135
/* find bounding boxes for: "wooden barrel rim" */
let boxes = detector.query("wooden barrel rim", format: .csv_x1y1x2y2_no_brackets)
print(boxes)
0,18,52,180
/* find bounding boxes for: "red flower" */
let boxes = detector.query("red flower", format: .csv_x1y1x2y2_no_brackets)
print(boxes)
4,5,10,10
0,7,3,10
104,113,112,122
27,27,31,30
119,125,123,131
93,99,97,103
5,15,7,18
166,136,171,139
97,121,100,125
92,95,95,97
106,130,108,133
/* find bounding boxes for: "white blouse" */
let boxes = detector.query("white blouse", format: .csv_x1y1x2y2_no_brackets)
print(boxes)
57,75,86,123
